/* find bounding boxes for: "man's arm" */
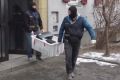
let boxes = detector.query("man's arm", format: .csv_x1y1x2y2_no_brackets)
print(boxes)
58,18,66,42
24,11,31,31
82,17,96,40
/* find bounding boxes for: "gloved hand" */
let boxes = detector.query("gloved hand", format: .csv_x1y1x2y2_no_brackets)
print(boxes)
41,29,44,32
91,40,96,44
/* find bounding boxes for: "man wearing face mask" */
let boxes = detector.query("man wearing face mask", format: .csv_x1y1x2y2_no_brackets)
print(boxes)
24,2,43,60
58,6,96,80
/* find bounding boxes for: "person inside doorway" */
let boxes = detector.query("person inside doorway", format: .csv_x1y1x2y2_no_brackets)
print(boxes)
58,6,96,80
24,2,43,60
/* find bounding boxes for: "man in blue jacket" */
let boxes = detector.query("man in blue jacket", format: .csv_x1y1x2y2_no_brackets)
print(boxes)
58,6,96,80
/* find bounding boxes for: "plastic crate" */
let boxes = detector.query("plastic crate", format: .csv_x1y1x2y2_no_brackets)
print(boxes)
31,35,64,59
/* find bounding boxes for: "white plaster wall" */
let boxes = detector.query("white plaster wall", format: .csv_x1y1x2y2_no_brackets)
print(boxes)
48,0,95,34
48,0,68,34
77,0,95,28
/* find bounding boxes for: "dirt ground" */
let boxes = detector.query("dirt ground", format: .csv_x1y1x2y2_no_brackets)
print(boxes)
0,55,120,80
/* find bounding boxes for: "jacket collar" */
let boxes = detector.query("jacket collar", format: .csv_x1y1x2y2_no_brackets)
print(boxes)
67,15,79,24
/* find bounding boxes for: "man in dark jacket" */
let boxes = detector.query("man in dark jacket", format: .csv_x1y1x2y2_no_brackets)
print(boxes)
58,6,96,80
24,2,43,60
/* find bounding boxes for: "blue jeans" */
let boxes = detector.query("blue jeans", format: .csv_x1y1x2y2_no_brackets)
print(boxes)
25,29,41,58
25,32,32,58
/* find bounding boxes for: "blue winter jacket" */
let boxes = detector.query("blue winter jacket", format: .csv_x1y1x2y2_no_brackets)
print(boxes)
58,16,96,42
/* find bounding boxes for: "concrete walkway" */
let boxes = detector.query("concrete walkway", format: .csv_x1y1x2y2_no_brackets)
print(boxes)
0,55,120,80
0,54,36,74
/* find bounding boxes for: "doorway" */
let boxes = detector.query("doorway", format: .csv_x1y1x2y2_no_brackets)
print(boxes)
8,0,33,54
0,0,34,62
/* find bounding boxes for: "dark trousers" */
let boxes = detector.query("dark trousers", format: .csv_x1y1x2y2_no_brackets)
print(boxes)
64,39,80,74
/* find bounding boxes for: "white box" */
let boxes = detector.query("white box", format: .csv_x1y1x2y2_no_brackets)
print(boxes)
31,35,64,59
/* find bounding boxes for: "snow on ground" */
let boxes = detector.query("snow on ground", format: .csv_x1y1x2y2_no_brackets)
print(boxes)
76,52,120,67
76,58,117,67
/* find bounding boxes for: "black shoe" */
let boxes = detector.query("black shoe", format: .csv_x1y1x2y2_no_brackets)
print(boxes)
35,51,42,60
36,56,42,60
36,55,42,60
67,74,73,80
71,72,75,78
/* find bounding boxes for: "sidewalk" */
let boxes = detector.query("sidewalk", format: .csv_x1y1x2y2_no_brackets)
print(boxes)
0,54,36,74
0,55,120,80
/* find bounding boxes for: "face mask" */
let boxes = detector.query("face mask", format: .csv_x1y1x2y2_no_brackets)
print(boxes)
32,8,36,11
68,6,77,21
69,13,77,21
30,5,37,11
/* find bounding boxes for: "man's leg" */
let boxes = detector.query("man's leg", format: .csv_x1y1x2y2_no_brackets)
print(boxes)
72,42,80,73
25,32,32,58
64,39,73,75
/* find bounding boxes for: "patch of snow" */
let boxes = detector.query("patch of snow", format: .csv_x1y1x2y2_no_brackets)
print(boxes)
81,52,120,61
82,52,104,58
76,58,97,64
96,61,117,67
76,52,120,67
76,58,117,67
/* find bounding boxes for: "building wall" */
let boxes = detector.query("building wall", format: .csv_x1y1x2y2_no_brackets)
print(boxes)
77,0,95,28
34,0,48,31
47,0,95,46
48,0,95,34
48,0,68,34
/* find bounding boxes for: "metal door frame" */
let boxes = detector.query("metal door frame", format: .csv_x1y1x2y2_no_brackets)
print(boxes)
0,0,33,62
0,0,9,62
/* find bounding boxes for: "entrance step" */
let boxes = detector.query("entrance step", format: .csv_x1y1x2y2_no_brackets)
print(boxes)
0,54,37,75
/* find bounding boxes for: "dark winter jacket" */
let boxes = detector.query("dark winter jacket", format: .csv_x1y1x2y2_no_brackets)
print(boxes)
24,10,43,32
58,16,96,42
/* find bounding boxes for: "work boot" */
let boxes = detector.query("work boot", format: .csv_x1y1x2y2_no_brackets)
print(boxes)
36,55,42,60
71,72,75,78
35,51,42,60
67,74,73,80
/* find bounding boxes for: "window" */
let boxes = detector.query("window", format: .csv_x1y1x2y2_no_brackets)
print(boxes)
53,25,58,32
51,11,59,23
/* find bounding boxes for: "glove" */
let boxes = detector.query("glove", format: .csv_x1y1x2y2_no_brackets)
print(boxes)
91,40,96,44
41,29,44,32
